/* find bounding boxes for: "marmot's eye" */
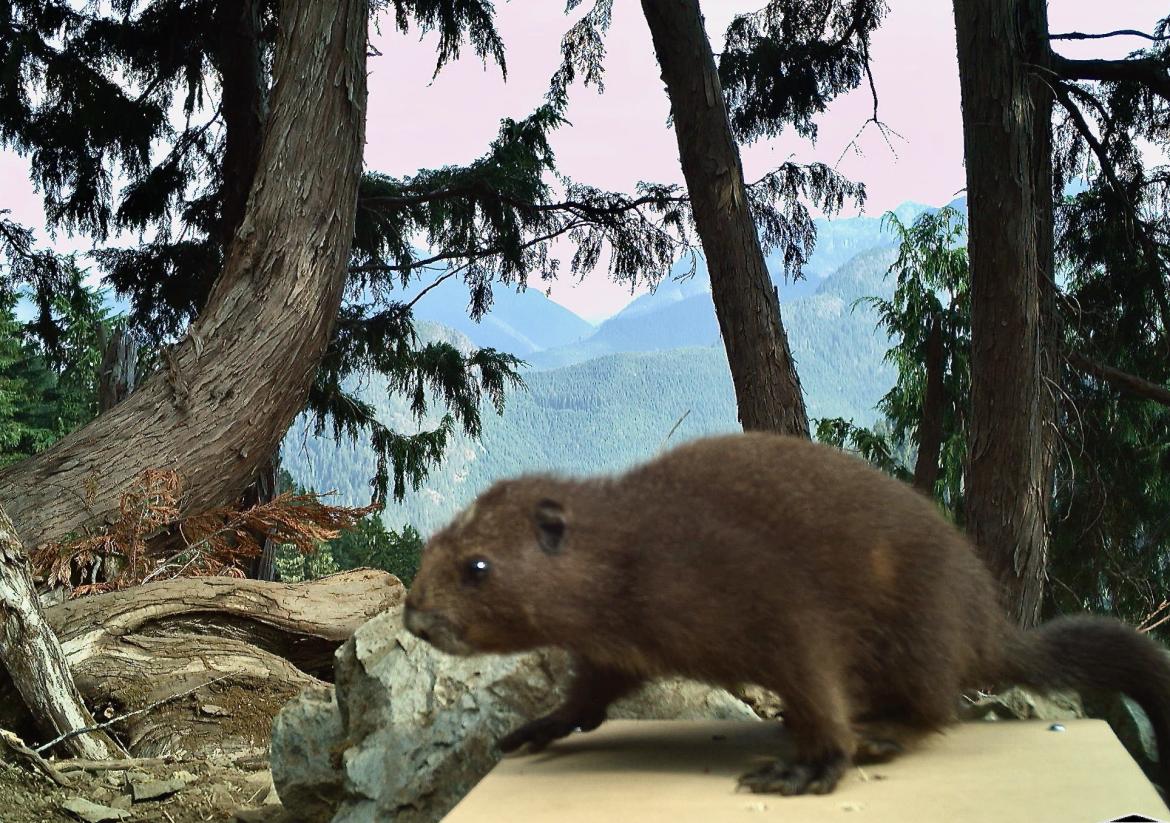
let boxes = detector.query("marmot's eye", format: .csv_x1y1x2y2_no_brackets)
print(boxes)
462,556,491,586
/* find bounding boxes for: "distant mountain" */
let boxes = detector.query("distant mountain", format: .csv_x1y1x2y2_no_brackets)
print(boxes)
402,275,594,355
527,202,934,370
282,244,899,536
392,201,938,363
797,200,934,281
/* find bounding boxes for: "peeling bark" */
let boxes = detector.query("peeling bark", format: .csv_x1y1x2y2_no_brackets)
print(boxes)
0,505,121,759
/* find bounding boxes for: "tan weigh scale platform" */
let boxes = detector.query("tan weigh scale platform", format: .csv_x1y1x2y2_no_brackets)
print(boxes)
443,720,1169,823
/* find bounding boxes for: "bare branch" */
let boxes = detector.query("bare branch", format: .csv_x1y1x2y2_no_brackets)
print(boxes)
1051,30,1169,43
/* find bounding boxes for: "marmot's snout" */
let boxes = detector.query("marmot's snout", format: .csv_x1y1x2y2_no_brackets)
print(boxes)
402,602,473,656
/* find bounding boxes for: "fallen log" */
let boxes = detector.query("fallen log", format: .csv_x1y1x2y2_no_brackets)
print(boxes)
0,569,403,757
0,505,123,760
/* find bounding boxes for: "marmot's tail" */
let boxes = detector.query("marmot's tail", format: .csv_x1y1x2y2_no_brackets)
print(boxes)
998,614,1170,792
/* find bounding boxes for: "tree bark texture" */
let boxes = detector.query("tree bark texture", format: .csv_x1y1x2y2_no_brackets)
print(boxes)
953,0,1055,627
0,570,403,756
912,314,945,494
639,0,810,437
215,0,269,253
97,325,137,413
0,0,369,552
0,505,121,759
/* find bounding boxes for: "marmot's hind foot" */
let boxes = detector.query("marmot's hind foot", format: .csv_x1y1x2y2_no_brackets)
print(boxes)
737,753,847,795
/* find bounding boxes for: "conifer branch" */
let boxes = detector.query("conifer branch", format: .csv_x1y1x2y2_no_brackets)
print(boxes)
1051,54,1170,103
1067,351,1170,408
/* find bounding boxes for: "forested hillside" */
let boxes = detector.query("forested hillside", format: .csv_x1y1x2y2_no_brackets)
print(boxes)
284,243,899,535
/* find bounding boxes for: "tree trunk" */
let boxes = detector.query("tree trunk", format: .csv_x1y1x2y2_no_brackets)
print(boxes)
953,0,1055,627
215,0,269,254
211,0,285,582
243,455,280,581
913,314,945,494
639,0,810,437
97,324,137,413
0,505,121,759
0,0,369,552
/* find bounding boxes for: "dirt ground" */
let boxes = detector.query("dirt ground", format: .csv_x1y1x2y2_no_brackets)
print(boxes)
0,748,287,823
0,681,302,823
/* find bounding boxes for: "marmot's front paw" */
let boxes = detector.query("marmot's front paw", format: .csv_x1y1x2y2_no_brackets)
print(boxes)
497,715,578,753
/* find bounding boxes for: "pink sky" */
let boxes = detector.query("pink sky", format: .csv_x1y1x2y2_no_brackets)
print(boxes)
2,1,1166,321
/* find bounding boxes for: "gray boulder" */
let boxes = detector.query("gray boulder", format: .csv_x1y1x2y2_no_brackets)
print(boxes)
271,606,756,823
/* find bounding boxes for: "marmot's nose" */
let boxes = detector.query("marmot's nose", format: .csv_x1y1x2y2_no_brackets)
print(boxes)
402,604,432,642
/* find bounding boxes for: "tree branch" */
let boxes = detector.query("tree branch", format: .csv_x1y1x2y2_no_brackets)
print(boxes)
1052,80,1170,333
1067,350,1170,407
1052,30,1169,43
1051,54,1170,102
348,220,593,275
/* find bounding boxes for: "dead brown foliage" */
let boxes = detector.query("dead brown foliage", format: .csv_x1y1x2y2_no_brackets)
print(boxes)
32,469,375,594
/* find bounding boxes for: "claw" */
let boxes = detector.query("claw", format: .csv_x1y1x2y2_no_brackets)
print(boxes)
737,754,847,796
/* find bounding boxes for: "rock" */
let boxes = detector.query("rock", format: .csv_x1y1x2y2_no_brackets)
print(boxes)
201,704,231,717
235,807,297,823
1081,690,1159,779
269,684,346,821
733,684,785,719
272,606,757,823
128,773,191,802
958,687,1084,722
60,797,131,822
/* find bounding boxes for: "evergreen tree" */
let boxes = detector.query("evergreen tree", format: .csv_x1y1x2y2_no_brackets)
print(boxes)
949,1,1170,625
0,279,110,467
3,0,886,505
328,517,424,586
826,193,1170,629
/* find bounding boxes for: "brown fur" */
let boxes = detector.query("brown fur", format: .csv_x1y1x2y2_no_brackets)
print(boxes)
404,433,1170,796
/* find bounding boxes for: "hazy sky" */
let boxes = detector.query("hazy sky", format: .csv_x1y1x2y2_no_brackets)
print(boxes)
2,1,1165,321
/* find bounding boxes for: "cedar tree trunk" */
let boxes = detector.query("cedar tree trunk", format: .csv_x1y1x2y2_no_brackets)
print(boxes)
215,0,269,253
640,0,810,436
953,0,1055,627
0,0,369,552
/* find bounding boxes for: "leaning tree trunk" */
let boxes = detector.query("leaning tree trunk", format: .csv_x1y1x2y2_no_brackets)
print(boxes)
215,0,269,255
0,0,368,552
953,0,1055,627
214,0,286,581
0,505,121,759
640,0,810,437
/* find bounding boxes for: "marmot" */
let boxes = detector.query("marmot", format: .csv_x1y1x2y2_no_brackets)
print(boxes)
404,432,1170,796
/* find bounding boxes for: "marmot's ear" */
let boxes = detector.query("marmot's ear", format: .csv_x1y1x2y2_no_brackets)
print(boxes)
534,499,566,554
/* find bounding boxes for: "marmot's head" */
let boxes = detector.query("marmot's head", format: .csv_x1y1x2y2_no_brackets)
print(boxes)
403,477,575,656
